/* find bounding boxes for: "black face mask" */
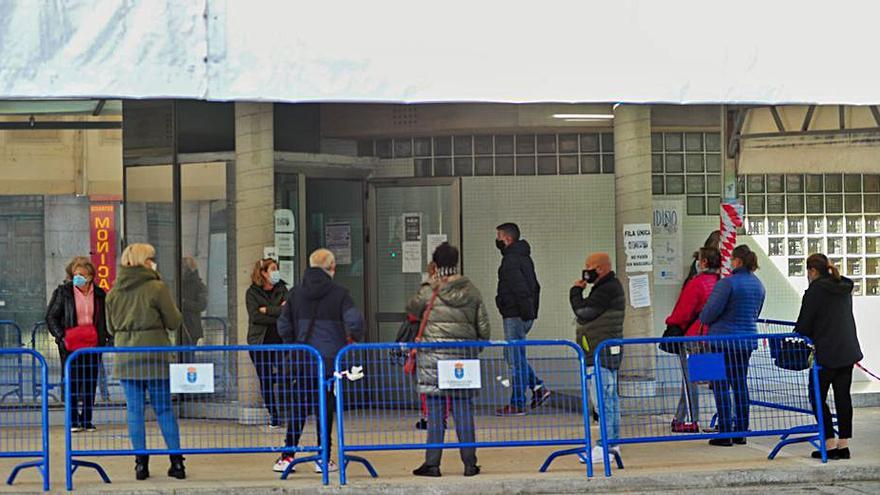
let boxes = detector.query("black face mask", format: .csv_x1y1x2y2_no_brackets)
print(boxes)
582,269,599,284
495,239,506,251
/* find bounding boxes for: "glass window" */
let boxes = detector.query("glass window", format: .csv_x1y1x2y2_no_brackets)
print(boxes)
453,157,473,176
788,238,805,256
434,136,452,156
829,257,843,271
515,156,535,175
665,154,684,173
737,175,746,195
788,217,805,234
394,138,412,158
601,133,614,152
454,135,472,156
706,154,721,173
666,175,685,194
865,175,880,193
867,237,880,254
769,238,785,256
844,174,862,192
748,175,765,193
434,157,452,176
825,174,843,192
559,134,578,153
474,135,493,155
807,217,824,234
767,195,785,214
687,175,705,194
515,135,535,154
602,154,615,173
665,133,683,151
707,175,721,194
847,237,863,254
375,139,393,158
495,156,514,175
495,135,514,154
652,154,664,172
847,217,863,233
787,195,805,214
706,133,721,152
866,216,880,233
580,133,599,152
687,196,705,215
786,174,804,193
826,195,843,213
867,278,880,296
414,137,432,156
767,175,784,193
788,258,805,277
828,237,844,255
559,155,579,175
707,197,720,215
808,238,824,254
536,134,556,154
827,217,844,234
580,155,601,174
866,257,880,276
651,133,663,151
652,175,664,194
537,155,557,175
686,155,704,173
806,195,824,214
845,194,862,214
852,279,864,296
768,217,785,235
866,194,880,213
414,158,432,177
805,174,823,193
847,258,863,276
747,195,765,215
685,132,704,151
747,218,765,235
474,157,493,176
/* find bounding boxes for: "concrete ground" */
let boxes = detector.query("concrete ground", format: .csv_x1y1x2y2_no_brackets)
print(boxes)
2,408,879,494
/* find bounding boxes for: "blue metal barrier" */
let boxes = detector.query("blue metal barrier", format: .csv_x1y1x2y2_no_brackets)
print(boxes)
334,340,593,485
30,321,112,403
0,321,24,404
64,344,329,490
593,333,827,477
1,348,50,491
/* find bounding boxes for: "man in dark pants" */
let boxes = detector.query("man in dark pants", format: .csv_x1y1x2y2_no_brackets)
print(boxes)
494,222,551,416
276,248,365,474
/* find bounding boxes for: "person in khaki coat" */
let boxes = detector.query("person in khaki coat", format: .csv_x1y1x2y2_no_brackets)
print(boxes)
406,243,490,478
105,243,185,481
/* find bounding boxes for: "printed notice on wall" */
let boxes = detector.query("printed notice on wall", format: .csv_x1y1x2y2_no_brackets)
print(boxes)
274,209,295,233
275,233,295,258
263,246,277,261
402,241,422,273
279,260,295,286
624,223,653,272
426,234,448,258
170,363,214,394
325,222,352,265
628,274,652,309
403,213,422,242
652,198,684,285
437,360,482,389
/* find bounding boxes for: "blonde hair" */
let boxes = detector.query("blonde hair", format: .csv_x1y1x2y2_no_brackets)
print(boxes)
121,243,156,268
309,248,335,271
66,256,96,280
251,258,277,285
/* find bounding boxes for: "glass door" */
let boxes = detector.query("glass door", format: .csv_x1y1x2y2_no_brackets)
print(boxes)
368,178,461,341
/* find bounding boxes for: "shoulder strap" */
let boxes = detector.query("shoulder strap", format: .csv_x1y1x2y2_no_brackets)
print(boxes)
413,288,440,343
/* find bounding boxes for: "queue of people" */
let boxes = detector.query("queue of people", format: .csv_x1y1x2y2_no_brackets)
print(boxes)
43,221,862,484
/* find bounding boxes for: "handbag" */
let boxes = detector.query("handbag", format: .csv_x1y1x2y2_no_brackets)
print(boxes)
658,324,686,354
64,324,99,351
770,335,814,371
390,315,420,364
403,289,440,375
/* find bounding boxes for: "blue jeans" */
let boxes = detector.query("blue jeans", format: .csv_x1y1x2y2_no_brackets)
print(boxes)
120,379,181,452
587,366,619,443
502,318,542,408
711,349,752,434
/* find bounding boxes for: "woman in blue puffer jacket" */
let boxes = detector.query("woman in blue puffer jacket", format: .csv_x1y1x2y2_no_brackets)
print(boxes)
699,245,765,446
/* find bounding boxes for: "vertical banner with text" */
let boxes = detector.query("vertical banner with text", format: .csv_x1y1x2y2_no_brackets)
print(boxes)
89,204,117,291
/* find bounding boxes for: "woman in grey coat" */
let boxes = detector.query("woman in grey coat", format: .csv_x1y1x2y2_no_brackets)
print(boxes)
407,243,491,478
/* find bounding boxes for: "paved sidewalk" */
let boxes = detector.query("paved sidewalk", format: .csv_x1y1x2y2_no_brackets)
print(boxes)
2,408,878,494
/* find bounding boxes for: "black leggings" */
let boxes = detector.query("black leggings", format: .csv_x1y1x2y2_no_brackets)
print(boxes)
283,368,334,456
66,352,101,427
810,365,854,439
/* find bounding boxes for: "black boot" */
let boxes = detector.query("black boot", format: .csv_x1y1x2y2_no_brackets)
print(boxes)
168,455,186,479
412,464,441,477
464,464,481,477
135,455,150,480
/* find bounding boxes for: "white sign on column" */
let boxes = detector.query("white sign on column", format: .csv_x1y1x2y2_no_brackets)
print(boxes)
652,198,684,285
624,223,653,273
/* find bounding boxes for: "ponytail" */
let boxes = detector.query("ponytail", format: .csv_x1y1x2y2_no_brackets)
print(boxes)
806,253,841,281
732,245,759,272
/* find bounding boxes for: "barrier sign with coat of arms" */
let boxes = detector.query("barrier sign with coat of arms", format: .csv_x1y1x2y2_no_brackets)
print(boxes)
170,363,215,393
437,360,481,389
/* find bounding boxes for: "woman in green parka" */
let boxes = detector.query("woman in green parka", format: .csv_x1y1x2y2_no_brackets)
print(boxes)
106,243,185,481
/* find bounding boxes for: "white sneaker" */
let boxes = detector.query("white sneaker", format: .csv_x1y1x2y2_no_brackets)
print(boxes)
578,445,621,465
70,426,84,433
314,459,338,473
273,455,295,473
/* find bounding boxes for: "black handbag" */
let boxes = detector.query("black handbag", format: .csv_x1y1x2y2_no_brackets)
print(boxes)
389,316,420,364
770,335,814,371
658,324,686,354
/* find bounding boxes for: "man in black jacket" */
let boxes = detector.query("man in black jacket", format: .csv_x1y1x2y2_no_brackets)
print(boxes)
494,223,550,416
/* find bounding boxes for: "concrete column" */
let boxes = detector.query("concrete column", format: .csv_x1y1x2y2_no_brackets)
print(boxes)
234,102,275,422
613,105,655,384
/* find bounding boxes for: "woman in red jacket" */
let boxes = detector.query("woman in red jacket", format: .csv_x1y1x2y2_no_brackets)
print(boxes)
665,247,721,432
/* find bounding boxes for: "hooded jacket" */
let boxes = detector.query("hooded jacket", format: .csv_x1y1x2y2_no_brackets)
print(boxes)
700,266,765,350
105,266,183,380
496,239,541,320
794,275,863,369
407,276,491,396
277,267,365,373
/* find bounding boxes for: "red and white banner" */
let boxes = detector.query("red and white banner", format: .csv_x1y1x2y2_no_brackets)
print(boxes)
720,201,744,277
89,204,117,291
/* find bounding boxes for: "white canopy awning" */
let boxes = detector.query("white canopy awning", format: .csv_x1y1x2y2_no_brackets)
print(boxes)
1,0,878,104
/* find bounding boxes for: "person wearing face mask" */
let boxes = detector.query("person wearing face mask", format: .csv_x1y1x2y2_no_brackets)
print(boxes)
245,258,288,430
106,243,185,480
494,222,550,417
794,254,862,460
46,256,110,433
569,252,625,466
275,248,365,474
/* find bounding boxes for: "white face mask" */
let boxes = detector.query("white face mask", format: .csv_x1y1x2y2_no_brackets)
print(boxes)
150,261,159,272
